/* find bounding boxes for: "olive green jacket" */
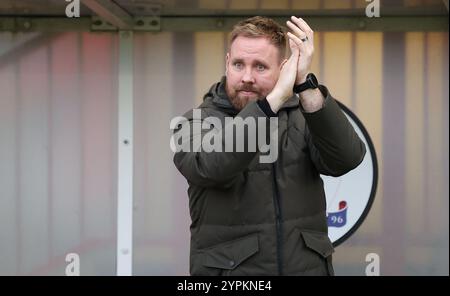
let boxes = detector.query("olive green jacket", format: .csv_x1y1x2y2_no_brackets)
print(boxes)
173,77,366,276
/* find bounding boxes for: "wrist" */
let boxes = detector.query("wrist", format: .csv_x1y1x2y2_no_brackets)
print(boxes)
299,88,325,113
296,74,308,85
266,89,285,113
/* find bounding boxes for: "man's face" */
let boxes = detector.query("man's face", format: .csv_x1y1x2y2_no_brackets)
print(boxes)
225,36,282,111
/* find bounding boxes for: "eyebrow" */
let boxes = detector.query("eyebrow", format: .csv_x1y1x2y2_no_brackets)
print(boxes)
231,58,270,68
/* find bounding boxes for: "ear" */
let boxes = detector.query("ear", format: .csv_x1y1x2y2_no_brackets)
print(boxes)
225,53,230,74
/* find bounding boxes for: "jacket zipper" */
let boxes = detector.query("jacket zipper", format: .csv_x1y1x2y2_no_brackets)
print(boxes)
271,162,283,276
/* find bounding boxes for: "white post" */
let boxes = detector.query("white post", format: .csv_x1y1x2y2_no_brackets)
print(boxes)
116,30,133,276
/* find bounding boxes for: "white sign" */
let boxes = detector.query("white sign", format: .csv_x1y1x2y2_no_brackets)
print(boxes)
323,101,378,246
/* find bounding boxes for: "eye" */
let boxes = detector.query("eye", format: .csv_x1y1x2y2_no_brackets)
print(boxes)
233,62,243,70
256,64,266,71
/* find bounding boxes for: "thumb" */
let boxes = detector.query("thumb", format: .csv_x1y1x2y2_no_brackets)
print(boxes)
287,39,300,69
288,38,300,56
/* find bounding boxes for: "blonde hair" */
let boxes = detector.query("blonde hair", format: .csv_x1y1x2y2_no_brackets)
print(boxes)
229,16,287,61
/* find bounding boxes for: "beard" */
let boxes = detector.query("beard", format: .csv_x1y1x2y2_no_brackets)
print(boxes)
225,83,263,111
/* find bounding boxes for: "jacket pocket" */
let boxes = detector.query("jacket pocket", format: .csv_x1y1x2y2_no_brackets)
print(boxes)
198,233,259,276
300,230,335,276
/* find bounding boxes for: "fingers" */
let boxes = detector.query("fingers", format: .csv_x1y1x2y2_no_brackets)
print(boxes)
286,20,307,41
287,35,296,51
288,16,314,43
276,39,300,99
286,39,300,67
287,32,304,55
290,16,313,37
287,32,305,50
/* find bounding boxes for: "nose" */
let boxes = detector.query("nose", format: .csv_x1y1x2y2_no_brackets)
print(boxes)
241,67,255,84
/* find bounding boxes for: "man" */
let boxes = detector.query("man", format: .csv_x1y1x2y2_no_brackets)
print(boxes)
173,16,366,275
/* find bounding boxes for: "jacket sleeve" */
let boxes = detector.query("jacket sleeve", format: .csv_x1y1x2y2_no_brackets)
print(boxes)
303,85,366,177
173,101,270,188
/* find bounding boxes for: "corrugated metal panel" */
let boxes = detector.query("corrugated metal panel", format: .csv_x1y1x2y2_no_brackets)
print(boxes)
0,31,118,275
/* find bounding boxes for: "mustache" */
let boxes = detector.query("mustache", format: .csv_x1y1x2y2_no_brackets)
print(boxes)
236,85,259,92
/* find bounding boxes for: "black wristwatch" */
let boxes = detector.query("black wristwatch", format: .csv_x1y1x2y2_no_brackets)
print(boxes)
293,73,319,93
